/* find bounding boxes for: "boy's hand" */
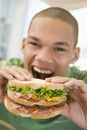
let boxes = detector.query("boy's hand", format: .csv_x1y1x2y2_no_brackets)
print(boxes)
0,66,32,103
46,76,87,129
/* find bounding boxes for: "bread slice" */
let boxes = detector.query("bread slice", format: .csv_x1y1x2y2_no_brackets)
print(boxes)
4,96,63,119
8,78,64,90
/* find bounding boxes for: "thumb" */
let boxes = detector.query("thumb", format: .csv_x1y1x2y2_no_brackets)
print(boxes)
61,104,69,118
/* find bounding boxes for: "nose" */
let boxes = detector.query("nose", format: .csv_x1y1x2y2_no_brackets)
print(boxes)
35,48,53,64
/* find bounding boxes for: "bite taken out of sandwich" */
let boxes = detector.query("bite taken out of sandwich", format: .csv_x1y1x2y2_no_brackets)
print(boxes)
4,78,70,119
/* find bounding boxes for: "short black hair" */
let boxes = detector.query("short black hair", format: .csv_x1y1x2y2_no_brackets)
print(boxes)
28,7,78,46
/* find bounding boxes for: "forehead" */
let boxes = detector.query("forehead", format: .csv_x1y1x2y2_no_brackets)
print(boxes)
30,17,73,31
28,17,74,45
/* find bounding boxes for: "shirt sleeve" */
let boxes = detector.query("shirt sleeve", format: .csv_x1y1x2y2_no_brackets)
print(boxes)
68,66,87,83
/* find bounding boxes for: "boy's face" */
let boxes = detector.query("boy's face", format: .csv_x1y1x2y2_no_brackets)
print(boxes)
22,17,80,79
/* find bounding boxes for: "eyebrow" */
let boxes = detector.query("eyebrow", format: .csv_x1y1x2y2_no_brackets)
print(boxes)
54,41,70,47
28,36,40,42
28,36,70,47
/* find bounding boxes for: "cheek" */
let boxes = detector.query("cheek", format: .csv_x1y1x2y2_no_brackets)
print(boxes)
55,58,71,76
55,55,71,68
23,48,34,68
24,47,34,58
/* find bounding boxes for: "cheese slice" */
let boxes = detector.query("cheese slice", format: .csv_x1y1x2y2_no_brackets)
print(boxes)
46,96,61,102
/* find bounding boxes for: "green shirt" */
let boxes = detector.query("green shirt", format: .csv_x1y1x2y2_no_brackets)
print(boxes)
0,58,87,130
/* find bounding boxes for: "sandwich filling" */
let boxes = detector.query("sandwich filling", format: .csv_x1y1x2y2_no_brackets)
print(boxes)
8,86,69,101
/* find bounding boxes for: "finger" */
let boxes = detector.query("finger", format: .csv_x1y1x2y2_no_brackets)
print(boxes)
2,66,31,80
12,66,32,80
0,68,14,80
64,79,87,93
46,76,70,83
0,66,25,80
61,104,69,118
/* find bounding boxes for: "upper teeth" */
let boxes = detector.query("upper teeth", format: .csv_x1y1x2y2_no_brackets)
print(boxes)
33,66,52,74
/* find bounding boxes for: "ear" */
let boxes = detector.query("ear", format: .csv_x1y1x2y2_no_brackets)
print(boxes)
70,47,80,64
21,38,26,53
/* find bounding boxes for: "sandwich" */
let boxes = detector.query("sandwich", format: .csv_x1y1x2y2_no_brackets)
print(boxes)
4,78,69,119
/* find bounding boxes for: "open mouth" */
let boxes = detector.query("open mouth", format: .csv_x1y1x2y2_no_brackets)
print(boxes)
32,66,53,79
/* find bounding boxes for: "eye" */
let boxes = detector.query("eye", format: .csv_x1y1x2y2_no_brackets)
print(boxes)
54,47,65,52
28,42,40,47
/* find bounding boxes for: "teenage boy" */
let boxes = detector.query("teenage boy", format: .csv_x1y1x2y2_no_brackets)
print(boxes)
0,7,87,130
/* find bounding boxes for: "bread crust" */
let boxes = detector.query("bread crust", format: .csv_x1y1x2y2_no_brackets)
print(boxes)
8,78,64,90
4,96,63,119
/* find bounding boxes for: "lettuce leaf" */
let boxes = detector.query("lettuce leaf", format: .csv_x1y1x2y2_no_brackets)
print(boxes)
9,86,69,98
